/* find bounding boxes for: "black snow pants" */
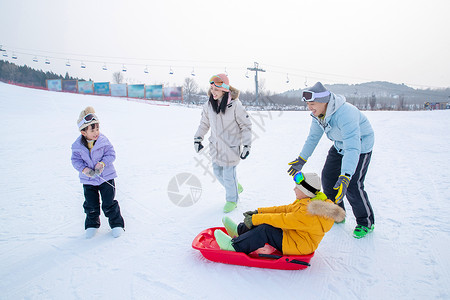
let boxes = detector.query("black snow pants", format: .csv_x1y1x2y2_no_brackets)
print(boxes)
231,223,283,254
83,179,125,229
321,146,374,228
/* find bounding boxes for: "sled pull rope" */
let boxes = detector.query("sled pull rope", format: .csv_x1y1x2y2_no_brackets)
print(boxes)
93,173,159,218
257,254,311,266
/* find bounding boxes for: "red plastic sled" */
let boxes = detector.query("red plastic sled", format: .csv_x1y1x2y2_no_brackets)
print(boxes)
192,227,314,270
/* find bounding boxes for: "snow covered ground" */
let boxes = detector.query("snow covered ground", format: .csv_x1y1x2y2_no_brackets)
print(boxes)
1,82,449,299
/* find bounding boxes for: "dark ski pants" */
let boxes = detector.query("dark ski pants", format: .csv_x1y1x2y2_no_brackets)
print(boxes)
83,179,125,230
231,223,283,254
322,146,374,227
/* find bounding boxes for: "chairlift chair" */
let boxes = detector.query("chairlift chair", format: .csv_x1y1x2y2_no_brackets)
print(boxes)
122,65,127,72
144,66,149,74
169,67,174,75
12,53,17,59
66,60,71,67
81,62,86,69
286,74,290,84
191,68,195,76
102,64,107,70
33,56,38,62
45,58,50,65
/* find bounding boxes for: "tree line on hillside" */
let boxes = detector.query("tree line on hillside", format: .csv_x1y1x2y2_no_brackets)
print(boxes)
0,60,85,87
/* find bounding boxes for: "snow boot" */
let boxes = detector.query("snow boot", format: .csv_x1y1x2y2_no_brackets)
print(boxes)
222,216,238,238
214,229,235,252
111,227,124,238
238,183,244,194
223,201,237,213
353,224,374,239
85,228,98,239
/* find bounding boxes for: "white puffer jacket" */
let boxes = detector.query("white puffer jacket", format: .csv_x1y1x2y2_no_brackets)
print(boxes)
194,86,252,167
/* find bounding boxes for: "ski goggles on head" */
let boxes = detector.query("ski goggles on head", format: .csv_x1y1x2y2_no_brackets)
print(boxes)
293,171,319,195
209,75,230,90
77,113,98,128
293,171,305,184
302,90,330,102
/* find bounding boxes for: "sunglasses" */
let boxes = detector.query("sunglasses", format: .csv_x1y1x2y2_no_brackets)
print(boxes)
302,90,330,102
77,113,98,128
209,75,230,90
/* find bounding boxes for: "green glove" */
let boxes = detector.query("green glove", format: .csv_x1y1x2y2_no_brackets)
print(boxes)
287,156,307,176
243,210,258,218
333,175,350,204
244,214,254,229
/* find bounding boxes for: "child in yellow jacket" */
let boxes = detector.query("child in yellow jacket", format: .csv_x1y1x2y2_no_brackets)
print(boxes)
214,172,345,255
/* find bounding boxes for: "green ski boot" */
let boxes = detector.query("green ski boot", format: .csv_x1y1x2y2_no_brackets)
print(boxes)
238,183,244,194
222,216,238,238
353,224,374,239
214,229,235,251
223,201,237,213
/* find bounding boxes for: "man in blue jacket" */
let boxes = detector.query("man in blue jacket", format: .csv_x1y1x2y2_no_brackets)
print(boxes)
287,82,375,238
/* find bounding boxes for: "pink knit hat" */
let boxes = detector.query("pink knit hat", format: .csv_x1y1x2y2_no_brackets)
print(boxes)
209,73,230,92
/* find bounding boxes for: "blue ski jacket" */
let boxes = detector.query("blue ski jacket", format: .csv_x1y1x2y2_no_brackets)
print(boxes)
299,93,374,177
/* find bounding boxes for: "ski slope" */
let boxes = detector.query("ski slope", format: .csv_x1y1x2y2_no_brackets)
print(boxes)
1,82,449,299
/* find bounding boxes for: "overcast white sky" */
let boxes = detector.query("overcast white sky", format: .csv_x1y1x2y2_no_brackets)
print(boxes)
1,0,449,93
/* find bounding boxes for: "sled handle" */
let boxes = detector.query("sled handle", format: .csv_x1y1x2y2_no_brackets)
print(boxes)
258,254,311,266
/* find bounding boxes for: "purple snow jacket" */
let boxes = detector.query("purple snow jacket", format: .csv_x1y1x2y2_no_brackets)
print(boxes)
71,133,117,185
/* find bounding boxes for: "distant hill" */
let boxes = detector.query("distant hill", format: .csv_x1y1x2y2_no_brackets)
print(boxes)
280,81,450,103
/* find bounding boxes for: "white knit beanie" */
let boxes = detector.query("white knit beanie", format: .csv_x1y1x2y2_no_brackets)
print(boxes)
77,106,99,131
296,173,321,198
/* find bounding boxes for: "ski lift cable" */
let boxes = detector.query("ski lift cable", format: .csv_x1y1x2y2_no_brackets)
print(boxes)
3,46,240,65
5,50,242,71
4,46,446,90
1,49,245,72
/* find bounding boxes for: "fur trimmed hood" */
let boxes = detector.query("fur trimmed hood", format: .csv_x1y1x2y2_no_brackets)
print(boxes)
207,86,240,101
307,200,346,223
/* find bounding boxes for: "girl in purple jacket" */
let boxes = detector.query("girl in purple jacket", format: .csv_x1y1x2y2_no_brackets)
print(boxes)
71,106,124,239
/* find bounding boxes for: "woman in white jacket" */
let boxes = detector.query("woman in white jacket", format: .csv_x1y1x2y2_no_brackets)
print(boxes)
194,74,252,213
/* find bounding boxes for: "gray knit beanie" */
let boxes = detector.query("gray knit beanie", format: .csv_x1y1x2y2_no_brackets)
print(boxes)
302,82,331,103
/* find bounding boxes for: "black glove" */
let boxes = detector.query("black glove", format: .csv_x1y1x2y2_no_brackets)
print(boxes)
287,156,307,176
244,214,253,229
194,137,204,153
243,210,258,218
240,145,250,159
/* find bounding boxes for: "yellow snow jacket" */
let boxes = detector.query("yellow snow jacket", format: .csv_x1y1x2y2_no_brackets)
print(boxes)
252,195,345,255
